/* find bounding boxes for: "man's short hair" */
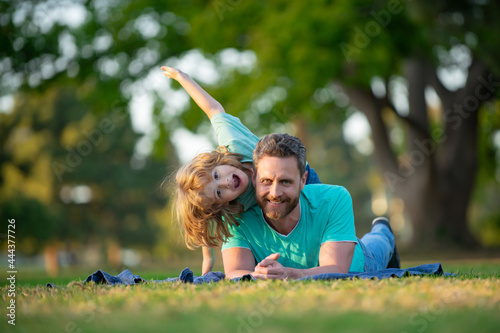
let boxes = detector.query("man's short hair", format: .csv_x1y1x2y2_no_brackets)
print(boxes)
253,133,307,177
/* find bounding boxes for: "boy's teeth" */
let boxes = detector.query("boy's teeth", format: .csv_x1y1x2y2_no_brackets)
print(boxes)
233,175,240,188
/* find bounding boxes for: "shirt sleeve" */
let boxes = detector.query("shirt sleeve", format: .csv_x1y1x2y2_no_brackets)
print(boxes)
221,221,253,251
210,113,259,163
321,186,358,244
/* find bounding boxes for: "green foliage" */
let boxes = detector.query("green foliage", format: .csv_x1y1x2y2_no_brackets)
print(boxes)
185,0,500,247
1,0,500,255
0,86,169,255
0,196,58,254
0,0,192,257
185,0,500,120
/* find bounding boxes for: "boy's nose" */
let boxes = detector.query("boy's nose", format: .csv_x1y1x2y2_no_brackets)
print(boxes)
220,177,230,188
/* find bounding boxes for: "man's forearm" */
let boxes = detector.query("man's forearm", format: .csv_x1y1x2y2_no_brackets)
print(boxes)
225,270,256,280
284,265,349,279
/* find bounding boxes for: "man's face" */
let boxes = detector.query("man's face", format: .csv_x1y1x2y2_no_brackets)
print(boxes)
253,155,307,222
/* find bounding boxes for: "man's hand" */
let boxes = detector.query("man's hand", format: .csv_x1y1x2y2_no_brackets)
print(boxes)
253,253,291,280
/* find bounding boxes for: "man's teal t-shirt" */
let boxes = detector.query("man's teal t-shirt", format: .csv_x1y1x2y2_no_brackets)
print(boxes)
221,184,365,273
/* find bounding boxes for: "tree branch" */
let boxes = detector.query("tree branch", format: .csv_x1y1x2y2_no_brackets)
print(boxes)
462,58,490,99
405,58,431,141
441,58,490,172
440,58,491,143
381,67,430,140
425,62,452,103
384,102,430,139
340,85,399,176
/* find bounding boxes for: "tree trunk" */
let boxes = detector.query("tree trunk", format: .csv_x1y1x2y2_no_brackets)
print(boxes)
400,59,482,249
342,58,490,249
402,171,477,249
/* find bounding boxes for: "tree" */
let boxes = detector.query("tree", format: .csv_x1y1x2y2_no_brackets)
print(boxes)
0,86,171,259
2,0,499,252
182,0,500,248
0,0,188,261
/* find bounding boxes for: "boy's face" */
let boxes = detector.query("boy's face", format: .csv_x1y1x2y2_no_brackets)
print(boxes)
253,155,307,222
204,165,249,204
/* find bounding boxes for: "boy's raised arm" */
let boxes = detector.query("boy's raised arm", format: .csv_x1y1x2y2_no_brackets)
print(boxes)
161,66,224,120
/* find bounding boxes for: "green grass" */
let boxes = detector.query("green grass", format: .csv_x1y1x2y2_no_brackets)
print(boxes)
1,259,499,333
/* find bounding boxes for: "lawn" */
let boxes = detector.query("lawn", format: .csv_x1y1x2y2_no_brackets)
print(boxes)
1,259,499,333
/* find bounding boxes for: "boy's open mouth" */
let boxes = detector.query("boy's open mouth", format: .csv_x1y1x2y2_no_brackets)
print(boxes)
233,175,241,189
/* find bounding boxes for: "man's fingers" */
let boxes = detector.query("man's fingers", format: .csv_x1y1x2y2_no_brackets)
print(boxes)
253,272,281,280
254,265,272,274
255,265,281,275
252,273,268,280
257,253,280,266
254,265,268,274
254,265,276,275
265,253,280,260
256,259,276,267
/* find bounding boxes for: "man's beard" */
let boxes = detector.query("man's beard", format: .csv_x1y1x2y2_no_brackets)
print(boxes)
257,194,300,222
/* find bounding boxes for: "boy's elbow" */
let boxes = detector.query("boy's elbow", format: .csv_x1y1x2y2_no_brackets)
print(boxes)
207,106,225,119
212,104,225,114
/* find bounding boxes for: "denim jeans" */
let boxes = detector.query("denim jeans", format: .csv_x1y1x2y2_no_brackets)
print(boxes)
358,223,395,272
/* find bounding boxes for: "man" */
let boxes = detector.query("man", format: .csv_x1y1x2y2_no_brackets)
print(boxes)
222,133,399,280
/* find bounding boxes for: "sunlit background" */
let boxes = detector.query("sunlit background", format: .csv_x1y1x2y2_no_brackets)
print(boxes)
1,0,499,276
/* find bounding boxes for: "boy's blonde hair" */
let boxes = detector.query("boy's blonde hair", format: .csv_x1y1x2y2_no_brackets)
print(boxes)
175,146,246,249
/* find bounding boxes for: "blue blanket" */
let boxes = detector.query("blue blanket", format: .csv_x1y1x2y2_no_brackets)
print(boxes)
297,263,452,281
46,263,449,288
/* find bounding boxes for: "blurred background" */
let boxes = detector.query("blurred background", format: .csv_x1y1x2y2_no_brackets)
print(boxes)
1,0,499,277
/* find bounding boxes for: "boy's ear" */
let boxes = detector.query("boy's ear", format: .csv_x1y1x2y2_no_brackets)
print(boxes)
251,167,256,188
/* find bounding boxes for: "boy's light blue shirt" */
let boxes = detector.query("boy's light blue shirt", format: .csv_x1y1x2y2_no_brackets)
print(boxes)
210,113,260,210
222,185,365,273
210,113,259,163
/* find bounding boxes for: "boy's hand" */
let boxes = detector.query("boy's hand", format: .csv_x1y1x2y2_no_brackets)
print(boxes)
161,66,186,81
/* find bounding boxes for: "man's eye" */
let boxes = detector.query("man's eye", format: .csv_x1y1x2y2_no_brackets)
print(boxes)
262,179,271,185
282,180,290,185
217,189,222,197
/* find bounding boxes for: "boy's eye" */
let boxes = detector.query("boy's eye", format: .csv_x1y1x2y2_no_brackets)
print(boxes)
214,172,219,180
217,189,222,198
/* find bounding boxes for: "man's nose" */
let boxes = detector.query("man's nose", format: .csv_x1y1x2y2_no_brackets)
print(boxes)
269,182,282,198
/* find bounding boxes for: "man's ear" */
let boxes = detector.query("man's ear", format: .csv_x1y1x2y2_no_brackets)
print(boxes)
300,170,308,190
251,167,256,188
